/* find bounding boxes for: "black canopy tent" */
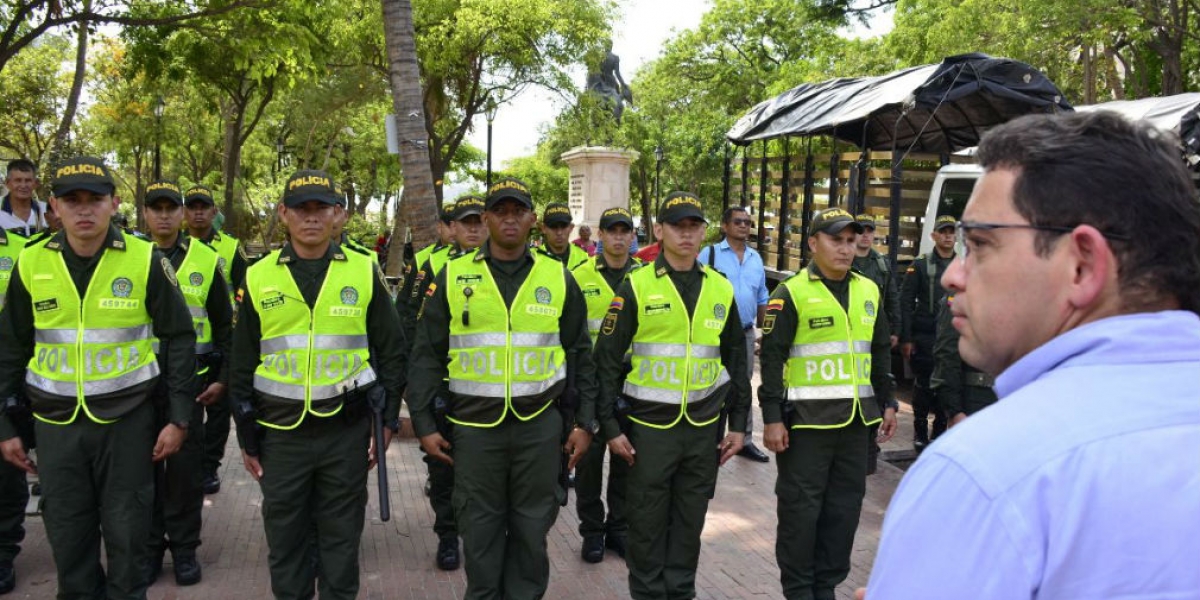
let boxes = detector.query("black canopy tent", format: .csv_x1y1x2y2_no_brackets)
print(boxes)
1075,92,1200,167
724,53,1072,268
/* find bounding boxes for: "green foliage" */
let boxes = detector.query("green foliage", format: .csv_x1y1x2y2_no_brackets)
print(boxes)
0,35,73,164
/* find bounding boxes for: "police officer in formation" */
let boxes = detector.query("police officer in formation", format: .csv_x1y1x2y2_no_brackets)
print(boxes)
398,193,488,572
899,214,956,450
0,156,196,599
408,177,598,600
570,206,640,564
595,192,751,600
0,225,28,596
141,179,233,586
183,184,247,493
537,201,591,270
230,169,405,600
760,208,897,600
851,213,900,474
931,295,998,426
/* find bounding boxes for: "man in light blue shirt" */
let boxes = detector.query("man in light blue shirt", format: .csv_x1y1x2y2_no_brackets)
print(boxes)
699,206,770,462
862,112,1200,600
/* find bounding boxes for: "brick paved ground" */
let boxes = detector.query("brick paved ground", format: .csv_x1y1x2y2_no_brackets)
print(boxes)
7,374,920,599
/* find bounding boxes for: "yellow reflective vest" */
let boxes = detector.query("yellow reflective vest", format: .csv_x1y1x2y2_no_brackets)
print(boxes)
445,251,567,427
571,255,637,344
175,238,220,356
781,272,881,428
20,232,159,424
622,263,734,428
204,231,239,303
0,230,26,309
246,248,376,429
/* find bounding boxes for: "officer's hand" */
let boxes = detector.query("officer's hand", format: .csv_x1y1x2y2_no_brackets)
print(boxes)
901,342,915,361
419,432,453,466
607,434,636,467
718,432,744,466
242,450,264,481
564,428,592,470
948,412,968,428
890,334,899,349
763,422,789,454
877,407,898,444
0,437,35,475
152,424,187,462
196,382,227,406
368,428,395,470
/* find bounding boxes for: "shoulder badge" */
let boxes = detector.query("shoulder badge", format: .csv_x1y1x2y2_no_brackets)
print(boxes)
161,257,179,287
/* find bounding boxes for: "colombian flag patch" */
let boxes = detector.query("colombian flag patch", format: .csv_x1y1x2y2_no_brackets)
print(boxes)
425,283,437,297
609,296,625,311
767,298,785,311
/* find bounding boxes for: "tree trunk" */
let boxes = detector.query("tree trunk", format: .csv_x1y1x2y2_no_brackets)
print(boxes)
222,100,247,235
45,12,90,169
638,160,654,243
381,0,439,276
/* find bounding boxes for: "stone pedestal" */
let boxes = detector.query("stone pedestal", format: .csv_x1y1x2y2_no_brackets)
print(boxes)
560,146,638,230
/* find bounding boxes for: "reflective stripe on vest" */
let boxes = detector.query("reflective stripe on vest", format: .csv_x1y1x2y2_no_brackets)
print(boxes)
445,251,566,427
19,231,159,424
621,263,734,428
781,272,880,428
247,248,376,429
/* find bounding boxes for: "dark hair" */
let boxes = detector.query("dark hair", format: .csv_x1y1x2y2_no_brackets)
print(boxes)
977,111,1200,314
5,159,36,176
721,206,749,224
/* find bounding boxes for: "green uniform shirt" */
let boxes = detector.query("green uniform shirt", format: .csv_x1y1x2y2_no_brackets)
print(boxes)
852,248,900,338
593,255,752,441
759,263,896,425
900,251,954,342
407,243,598,438
229,242,407,426
931,296,997,417
0,226,197,437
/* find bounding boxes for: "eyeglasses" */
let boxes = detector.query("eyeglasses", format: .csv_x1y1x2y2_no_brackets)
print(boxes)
954,221,1129,261
730,218,753,227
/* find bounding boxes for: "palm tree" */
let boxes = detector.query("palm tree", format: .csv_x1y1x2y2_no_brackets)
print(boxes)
380,0,439,276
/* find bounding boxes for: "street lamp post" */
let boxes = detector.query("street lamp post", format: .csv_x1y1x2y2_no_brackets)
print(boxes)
653,144,664,243
152,96,166,180
485,97,499,189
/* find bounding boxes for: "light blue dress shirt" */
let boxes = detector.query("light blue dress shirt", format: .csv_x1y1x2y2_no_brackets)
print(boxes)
698,239,768,328
867,311,1200,600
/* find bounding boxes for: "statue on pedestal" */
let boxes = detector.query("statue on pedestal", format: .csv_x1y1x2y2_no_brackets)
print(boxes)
585,40,633,125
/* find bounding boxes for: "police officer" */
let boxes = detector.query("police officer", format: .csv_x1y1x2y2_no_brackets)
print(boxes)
331,197,378,263
0,156,196,599
0,227,28,595
408,177,597,600
931,295,997,427
406,205,454,287
399,194,487,572
229,170,404,600
760,208,897,600
141,179,233,586
537,202,590,270
183,184,247,493
900,214,956,450
851,214,900,474
596,192,751,600
571,206,639,564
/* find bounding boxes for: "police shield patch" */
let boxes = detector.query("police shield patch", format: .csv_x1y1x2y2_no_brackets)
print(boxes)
112,277,134,298
864,300,876,317
340,286,359,305
714,303,726,320
189,272,204,287
535,286,552,305
217,257,227,272
0,257,11,271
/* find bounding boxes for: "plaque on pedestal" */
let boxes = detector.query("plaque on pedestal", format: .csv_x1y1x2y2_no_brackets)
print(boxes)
560,146,638,232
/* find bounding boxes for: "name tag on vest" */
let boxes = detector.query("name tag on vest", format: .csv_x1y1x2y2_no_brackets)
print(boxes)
644,303,671,315
809,316,834,329
35,298,59,312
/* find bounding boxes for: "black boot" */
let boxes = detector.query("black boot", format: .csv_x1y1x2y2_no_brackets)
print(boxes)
174,555,202,586
913,418,929,451
581,535,604,563
436,538,460,571
0,560,15,594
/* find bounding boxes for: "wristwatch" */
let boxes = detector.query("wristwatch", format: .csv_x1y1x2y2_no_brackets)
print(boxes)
171,420,190,431
574,419,600,435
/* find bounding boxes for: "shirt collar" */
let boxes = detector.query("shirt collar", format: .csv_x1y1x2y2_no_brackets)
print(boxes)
473,241,535,263
652,253,703,278
276,241,344,264
43,225,126,253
